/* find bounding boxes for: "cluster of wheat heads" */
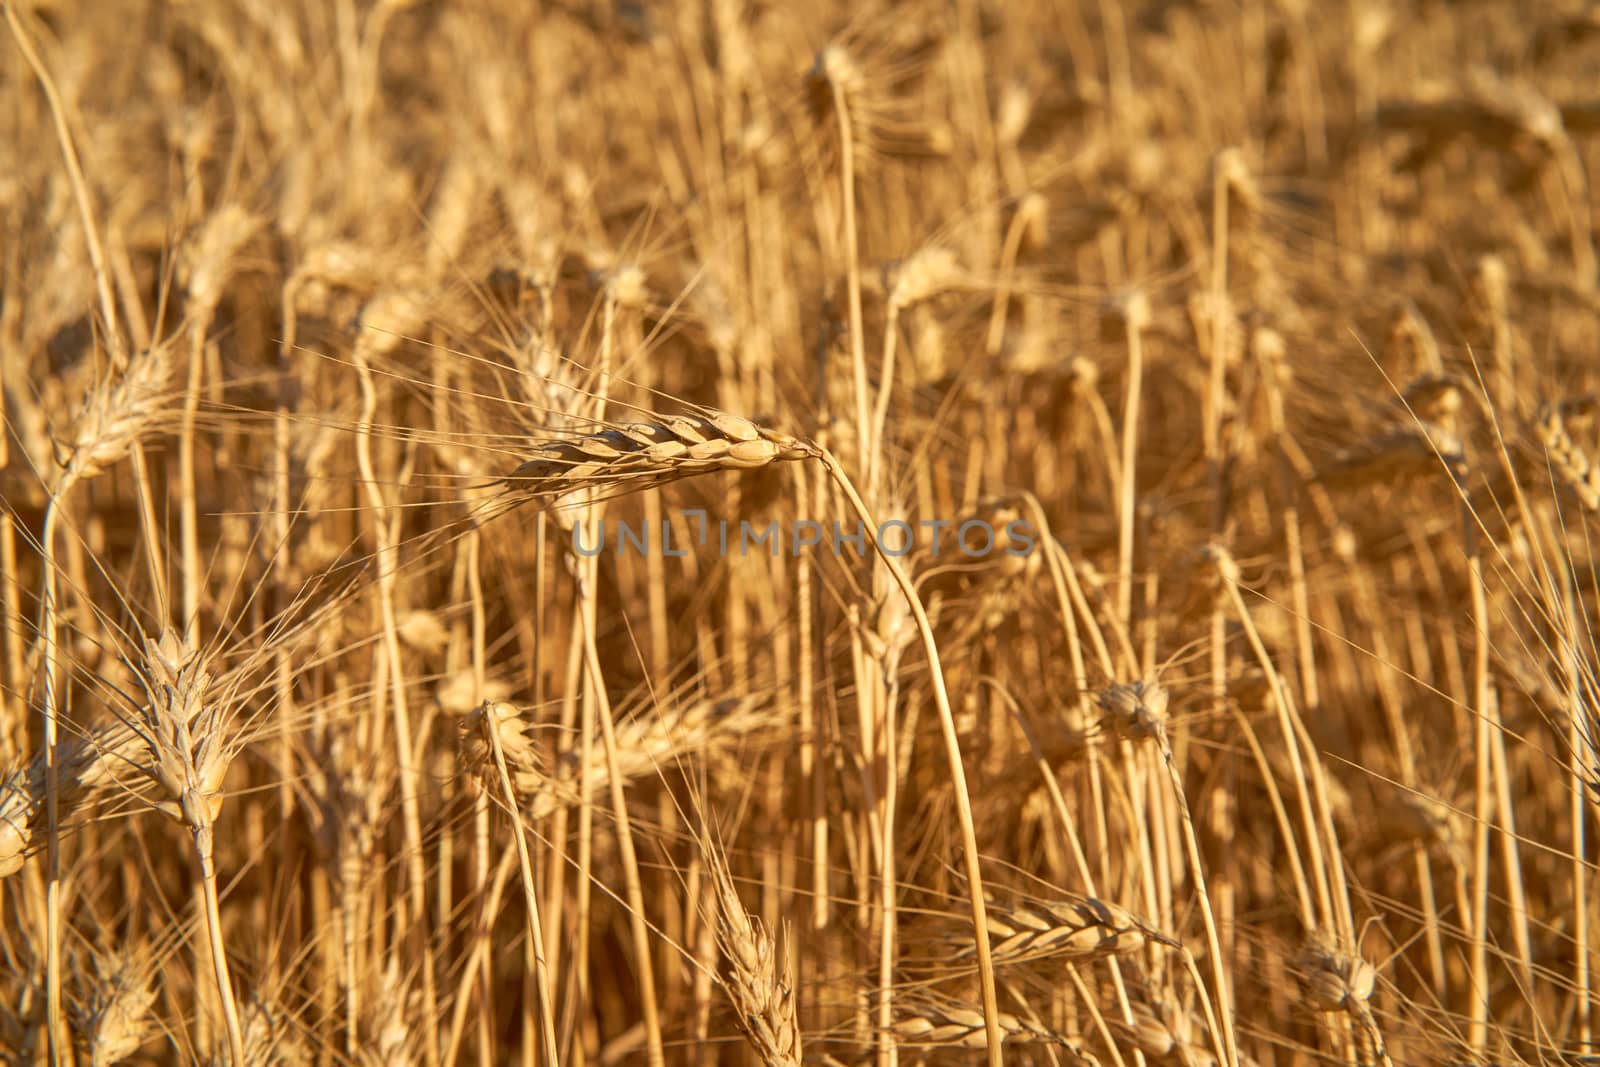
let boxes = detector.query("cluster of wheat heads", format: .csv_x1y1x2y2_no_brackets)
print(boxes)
4,0,1600,1064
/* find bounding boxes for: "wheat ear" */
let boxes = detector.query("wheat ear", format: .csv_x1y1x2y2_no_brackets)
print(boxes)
701,829,802,1066
957,894,1167,965
32,339,173,1063
502,412,809,498
72,946,159,1067
1297,936,1391,1067
894,995,1098,1061
125,628,245,1066
1536,404,1600,511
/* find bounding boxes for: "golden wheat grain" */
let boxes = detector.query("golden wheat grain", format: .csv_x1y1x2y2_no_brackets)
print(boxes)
485,696,768,819
0,728,117,879
182,206,262,322
459,699,542,789
126,631,230,829
223,989,309,1067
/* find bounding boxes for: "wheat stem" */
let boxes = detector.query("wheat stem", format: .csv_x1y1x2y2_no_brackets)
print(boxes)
832,76,872,489
352,347,443,1067
1117,308,1144,627
866,304,899,504
483,709,561,1066
1467,514,1492,1059
815,447,1003,1066
1151,718,1238,1067
195,825,248,1065
38,484,70,1062
180,327,206,637
572,568,666,1067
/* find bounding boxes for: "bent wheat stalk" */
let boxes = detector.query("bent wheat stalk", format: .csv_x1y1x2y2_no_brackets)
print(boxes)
499,410,1006,1062
816,448,1006,1062
352,338,443,1067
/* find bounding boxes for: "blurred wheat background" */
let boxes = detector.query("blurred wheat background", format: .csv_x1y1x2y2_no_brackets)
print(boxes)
3,0,1600,1064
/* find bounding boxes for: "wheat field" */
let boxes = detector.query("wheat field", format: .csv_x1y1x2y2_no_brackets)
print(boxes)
3,0,1600,1064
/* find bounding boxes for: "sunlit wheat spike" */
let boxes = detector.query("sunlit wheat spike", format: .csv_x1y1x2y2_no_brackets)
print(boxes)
1401,372,1467,427
530,697,766,819
1114,997,1216,1064
126,628,231,829
956,894,1167,964
884,245,963,310
218,988,309,1066
701,831,802,1067
895,997,1099,1062
459,700,542,791
0,760,41,879
0,732,101,878
1535,403,1600,511
1296,935,1392,1066
60,342,174,482
1296,936,1378,1014
182,205,262,321
502,411,811,499
1376,68,1566,153
71,947,159,1067
1095,679,1171,743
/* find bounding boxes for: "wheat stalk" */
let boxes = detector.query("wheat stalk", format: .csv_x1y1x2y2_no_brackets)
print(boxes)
460,701,560,1066
808,42,872,490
